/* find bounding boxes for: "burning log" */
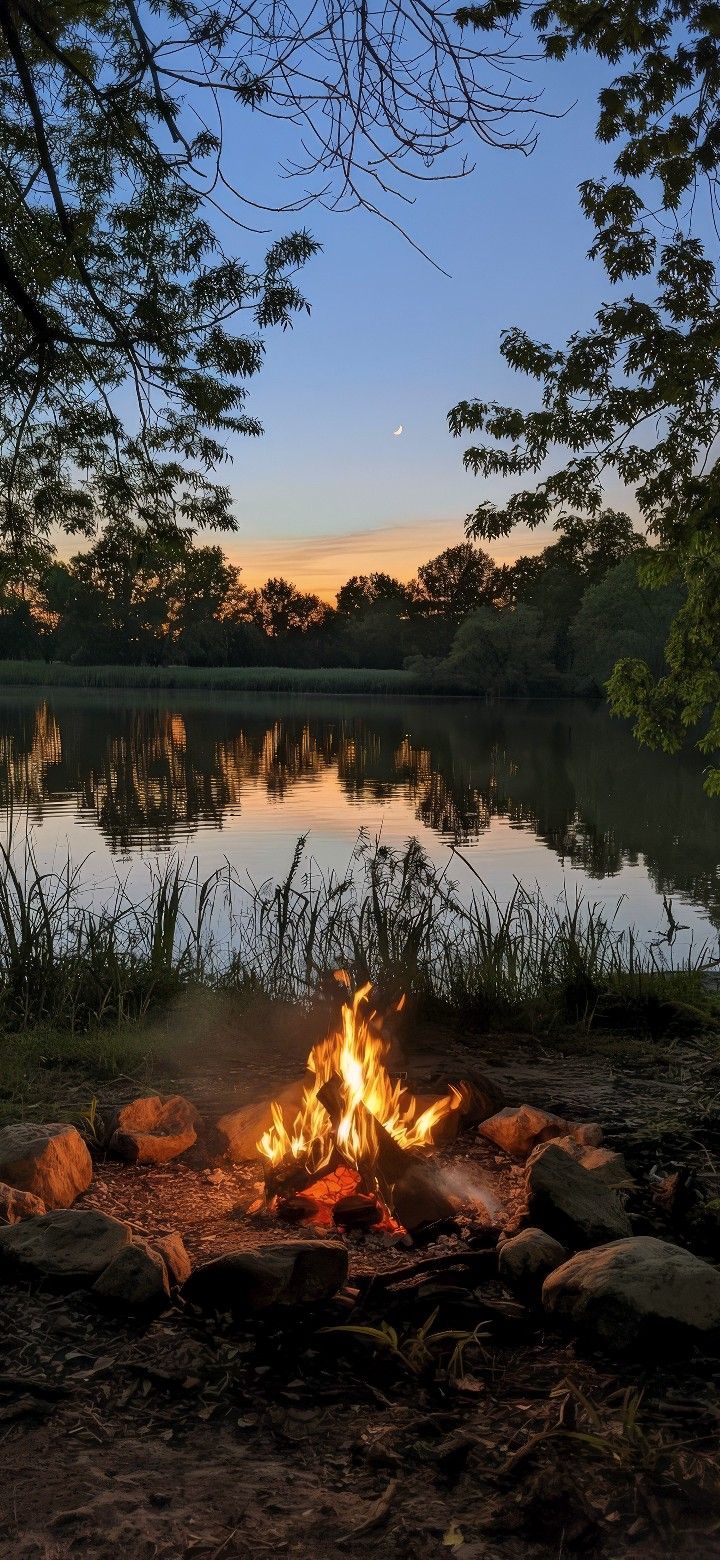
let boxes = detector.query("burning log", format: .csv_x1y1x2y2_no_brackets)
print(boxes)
333,1097,462,1233
332,1194,383,1230
263,1144,341,1202
391,1161,464,1232
316,1073,345,1133
251,981,472,1234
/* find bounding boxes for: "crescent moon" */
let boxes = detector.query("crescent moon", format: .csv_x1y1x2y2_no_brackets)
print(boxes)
392,424,403,436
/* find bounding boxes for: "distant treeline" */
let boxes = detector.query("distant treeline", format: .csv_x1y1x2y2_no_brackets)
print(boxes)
1,511,680,694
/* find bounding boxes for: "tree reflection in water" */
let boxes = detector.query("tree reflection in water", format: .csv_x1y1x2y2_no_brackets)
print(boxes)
0,690,717,924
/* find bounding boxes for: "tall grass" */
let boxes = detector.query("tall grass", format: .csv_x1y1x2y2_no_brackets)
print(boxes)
0,660,421,695
0,832,713,1034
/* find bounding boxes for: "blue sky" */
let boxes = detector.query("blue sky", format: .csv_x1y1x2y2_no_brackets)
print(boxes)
203,48,618,595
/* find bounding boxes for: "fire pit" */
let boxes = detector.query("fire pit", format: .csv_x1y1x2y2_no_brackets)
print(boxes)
250,976,491,1237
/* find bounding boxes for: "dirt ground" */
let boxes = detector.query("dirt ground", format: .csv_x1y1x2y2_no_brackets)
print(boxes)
2,1010,720,1558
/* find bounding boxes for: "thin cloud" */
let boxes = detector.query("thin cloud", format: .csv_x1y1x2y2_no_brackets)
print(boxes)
226,518,549,599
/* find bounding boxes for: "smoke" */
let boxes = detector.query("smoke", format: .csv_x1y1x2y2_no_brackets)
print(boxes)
433,1161,501,1221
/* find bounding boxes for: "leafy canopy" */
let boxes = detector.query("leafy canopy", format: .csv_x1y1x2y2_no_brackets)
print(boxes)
0,0,536,560
450,0,720,791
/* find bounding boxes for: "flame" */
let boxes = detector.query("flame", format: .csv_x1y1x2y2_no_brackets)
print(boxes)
258,978,461,1174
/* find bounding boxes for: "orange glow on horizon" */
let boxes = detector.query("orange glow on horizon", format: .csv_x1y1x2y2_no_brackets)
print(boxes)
222,518,550,601
52,517,551,603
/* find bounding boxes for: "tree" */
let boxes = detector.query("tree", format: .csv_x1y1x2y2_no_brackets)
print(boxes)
431,604,559,693
450,0,720,790
336,573,412,614
43,524,170,662
0,2,537,563
498,512,644,668
550,511,644,582
415,542,502,618
248,578,330,637
571,558,684,690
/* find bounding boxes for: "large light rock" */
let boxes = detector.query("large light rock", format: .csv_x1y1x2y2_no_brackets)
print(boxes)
0,1182,45,1224
93,1242,170,1308
109,1095,198,1164
480,1105,604,1161
480,1105,571,1160
216,1079,310,1161
183,1239,348,1311
526,1141,632,1248
0,1123,92,1208
0,1209,131,1283
498,1227,568,1302
543,1237,720,1351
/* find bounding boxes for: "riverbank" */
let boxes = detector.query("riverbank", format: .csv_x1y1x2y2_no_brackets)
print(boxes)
0,659,424,694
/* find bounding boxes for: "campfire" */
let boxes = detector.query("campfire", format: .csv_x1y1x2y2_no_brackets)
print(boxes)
254,976,475,1235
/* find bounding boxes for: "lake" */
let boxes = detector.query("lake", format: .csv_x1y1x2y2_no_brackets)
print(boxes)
0,688,717,957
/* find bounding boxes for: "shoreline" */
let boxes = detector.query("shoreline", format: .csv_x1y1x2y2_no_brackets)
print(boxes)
0,659,603,699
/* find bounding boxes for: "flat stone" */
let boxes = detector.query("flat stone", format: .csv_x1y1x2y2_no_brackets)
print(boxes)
526,1141,632,1248
108,1095,198,1165
0,1209,131,1284
0,1182,45,1224
480,1105,571,1160
154,1232,192,1285
93,1242,170,1308
498,1227,568,1301
0,1123,92,1208
216,1080,310,1162
543,1236,720,1352
183,1239,349,1310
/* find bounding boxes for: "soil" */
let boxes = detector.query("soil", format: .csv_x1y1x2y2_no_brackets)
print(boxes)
2,1012,720,1557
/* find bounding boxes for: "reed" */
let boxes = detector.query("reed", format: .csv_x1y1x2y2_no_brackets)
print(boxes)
0,660,420,695
0,832,712,1034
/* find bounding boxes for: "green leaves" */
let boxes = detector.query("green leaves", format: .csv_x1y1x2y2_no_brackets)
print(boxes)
451,0,720,787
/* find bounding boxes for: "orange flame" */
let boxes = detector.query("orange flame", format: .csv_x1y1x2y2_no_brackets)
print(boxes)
258,978,461,1173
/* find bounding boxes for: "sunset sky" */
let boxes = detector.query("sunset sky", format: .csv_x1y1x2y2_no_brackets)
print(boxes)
203,45,615,599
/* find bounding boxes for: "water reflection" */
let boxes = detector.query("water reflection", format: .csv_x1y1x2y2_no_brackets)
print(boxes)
0,690,717,924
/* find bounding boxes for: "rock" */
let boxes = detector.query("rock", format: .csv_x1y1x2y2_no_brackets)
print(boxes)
526,1141,632,1248
0,1123,92,1208
93,1242,170,1308
498,1227,568,1301
0,1209,131,1284
217,1079,310,1162
543,1236,720,1352
154,1232,192,1285
480,1105,571,1160
573,1123,603,1148
108,1095,198,1164
183,1239,349,1311
0,1182,45,1224
539,1136,631,1190
421,1071,503,1127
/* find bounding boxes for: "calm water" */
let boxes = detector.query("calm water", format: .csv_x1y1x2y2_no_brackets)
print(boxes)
1,689,718,954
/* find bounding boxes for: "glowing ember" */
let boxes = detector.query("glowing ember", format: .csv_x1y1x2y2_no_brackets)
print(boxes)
257,976,462,1208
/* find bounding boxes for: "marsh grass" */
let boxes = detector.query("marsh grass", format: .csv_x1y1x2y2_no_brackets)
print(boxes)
0,660,420,695
0,831,714,1041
